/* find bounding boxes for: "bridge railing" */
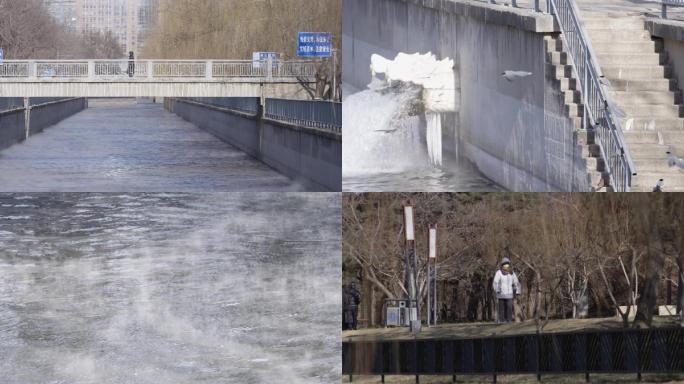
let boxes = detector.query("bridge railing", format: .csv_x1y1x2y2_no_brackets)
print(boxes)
549,0,636,191
265,98,342,133
661,0,684,18
0,60,318,81
183,97,260,115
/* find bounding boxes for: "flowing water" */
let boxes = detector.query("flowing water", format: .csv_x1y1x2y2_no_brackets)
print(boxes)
342,82,502,192
0,193,340,383
0,99,301,192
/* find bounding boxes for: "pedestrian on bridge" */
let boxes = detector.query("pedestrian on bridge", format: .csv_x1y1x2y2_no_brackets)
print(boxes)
343,281,361,330
493,257,521,323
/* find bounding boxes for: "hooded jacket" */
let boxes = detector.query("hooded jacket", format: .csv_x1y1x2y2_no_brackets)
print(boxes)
493,259,521,299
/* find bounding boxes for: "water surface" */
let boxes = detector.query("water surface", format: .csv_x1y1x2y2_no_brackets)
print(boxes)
0,193,340,383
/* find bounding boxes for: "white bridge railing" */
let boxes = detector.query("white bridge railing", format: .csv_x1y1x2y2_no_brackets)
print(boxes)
0,59,317,81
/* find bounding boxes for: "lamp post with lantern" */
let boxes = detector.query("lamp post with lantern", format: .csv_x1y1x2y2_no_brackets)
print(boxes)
427,225,437,327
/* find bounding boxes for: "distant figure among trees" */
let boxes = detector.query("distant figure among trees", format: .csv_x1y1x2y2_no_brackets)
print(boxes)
493,257,521,323
343,282,361,330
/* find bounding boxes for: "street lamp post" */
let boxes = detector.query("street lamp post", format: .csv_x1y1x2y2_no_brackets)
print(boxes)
403,203,420,333
427,225,437,326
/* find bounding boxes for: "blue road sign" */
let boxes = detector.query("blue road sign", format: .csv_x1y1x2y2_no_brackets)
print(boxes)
0,49,4,64
297,32,333,58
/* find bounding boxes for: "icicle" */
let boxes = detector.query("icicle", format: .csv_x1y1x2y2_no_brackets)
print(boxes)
426,112,442,166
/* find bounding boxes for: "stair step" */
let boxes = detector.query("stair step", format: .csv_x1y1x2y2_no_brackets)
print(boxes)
623,131,684,144
585,29,652,42
620,104,683,118
627,143,672,157
611,78,676,92
611,90,682,105
547,51,570,65
633,172,684,189
559,77,578,91
566,103,585,117
547,63,575,79
633,158,684,172
622,117,684,130
602,65,672,80
582,17,645,30
592,41,661,54
595,53,664,66
564,90,582,104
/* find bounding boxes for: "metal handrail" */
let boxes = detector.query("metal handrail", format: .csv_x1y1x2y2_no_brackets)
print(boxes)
661,0,684,18
549,0,636,191
0,59,317,81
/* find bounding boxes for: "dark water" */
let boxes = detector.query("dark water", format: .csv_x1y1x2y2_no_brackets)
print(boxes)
0,99,302,192
0,193,340,383
343,161,503,192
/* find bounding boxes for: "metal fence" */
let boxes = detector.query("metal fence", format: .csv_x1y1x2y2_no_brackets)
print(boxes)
549,0,636,191
343,327,684,380
0,60,318,81
0,97,76,112
265,98,342,133
662,0,684,18
0,97,24,112
183,97,259,115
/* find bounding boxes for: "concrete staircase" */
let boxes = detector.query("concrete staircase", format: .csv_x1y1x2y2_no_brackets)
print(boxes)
581,15,684,192
544,35,608,190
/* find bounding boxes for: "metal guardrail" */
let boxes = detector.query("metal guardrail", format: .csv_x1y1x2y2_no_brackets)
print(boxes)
0,60,317,81
549,0,636,191
487,0,545,12
662,0,684,18
183,97,259,115
265,98,342,133
343,327,684,380
0,97,24,112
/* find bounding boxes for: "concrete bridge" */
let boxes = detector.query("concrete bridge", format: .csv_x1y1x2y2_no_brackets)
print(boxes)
0,59,317,97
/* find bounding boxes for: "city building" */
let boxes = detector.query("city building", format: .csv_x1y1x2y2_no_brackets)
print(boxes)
42,0,78,32
45,0,158,56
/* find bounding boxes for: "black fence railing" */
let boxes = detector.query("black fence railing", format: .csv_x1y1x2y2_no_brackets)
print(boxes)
265,98,342,133
182,97,259,115
0,97,23,112
343,327,684,380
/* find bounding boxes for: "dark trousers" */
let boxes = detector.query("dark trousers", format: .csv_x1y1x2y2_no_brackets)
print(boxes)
344,308,358,330
497,298,513,323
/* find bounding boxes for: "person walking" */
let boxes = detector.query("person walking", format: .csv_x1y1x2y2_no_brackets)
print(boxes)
343,282,361,330
493,257,521,323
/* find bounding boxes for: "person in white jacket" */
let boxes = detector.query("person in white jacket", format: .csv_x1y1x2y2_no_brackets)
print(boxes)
493,257,521,323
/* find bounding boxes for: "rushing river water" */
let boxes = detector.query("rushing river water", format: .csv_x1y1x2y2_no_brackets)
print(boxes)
0,99,301,192
0,193,340,384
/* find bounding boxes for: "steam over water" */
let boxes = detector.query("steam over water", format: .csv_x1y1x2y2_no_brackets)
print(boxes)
0,193,340,383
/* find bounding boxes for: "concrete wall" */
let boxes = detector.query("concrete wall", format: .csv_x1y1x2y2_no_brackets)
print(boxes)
29,98,87,135
165,98,342,191
0,98,86,151
344,0,592,191
0,109,26,151
647,19,684,100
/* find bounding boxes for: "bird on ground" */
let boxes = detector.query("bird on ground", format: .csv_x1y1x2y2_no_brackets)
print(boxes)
653,179,665,192
501,71,532,82
667,152,684,170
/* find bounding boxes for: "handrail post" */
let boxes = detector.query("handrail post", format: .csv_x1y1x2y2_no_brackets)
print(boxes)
205,60,213,80
28,61,36,80
583,57,588,131
267,57,273,80
662,3,667,18
88,60,95,81
147,61,153,79
535,0,541,12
